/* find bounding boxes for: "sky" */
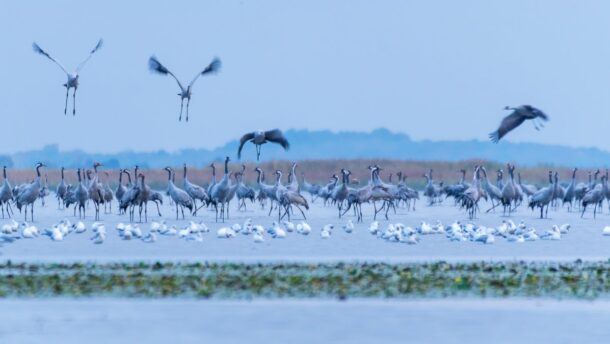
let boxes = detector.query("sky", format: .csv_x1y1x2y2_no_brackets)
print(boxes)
2,1,610,154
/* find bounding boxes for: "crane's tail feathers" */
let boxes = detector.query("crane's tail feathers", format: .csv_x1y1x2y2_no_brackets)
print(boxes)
148,56,170,75
489,131,500,143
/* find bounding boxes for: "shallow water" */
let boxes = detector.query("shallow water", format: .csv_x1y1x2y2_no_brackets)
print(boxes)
1,199,608,343
1,299,609,344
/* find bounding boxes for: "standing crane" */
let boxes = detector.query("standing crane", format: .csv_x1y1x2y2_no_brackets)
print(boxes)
164,167,193,220
15,162,45,221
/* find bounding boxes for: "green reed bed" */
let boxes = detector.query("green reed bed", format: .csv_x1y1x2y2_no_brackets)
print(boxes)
0,260,608,299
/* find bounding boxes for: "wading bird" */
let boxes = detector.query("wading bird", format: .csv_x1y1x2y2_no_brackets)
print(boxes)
237,129,290,161
489,105,549,143
32,39,103,115
148,55,221,122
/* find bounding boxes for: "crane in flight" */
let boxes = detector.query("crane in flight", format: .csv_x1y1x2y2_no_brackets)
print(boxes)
148,55,221,122
489,105,549,143
238,129,290,161
32,39,103,116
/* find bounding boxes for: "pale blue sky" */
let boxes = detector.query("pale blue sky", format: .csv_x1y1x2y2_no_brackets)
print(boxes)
2,1,610,153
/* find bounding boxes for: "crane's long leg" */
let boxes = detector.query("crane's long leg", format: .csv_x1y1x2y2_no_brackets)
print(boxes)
186,98,190,122
179,99,184,121
155,202,162,217
64,87,69,115
72,88,77,116
296,205,306,220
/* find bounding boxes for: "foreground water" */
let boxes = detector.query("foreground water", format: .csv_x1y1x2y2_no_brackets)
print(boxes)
0,299,609,344
1,200,610,343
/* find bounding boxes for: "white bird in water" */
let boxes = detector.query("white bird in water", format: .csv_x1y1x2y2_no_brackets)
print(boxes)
45,225,63,242
217,227,236,239
91,231,105,244
603,226,610,236
342,220,354,233
369,221,380,235
73,221,86,234
321,224,333,239
297,221,311,235
541,225,561,241
418,222,434,235
253,226,265,243
150,220,166,232
283,221,296,232
148,55,221,122
32,39,104,115
242,219,254,235
21,223,39,239
405,233,419,245
141,232,157,243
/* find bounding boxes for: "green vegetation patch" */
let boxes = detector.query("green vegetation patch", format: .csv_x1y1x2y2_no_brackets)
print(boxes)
0,260,609,299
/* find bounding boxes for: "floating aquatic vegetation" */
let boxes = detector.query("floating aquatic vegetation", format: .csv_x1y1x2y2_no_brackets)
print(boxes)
0,260,608,299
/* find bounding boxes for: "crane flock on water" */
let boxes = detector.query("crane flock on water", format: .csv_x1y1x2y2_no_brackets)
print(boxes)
18,38,593,231
0,160,607,225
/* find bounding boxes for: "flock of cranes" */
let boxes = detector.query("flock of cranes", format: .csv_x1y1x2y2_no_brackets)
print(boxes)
32,39,221,121
32,39,550,144
4,159,607,225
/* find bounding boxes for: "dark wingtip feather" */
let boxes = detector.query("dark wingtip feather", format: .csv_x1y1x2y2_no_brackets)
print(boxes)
32,42,43,54
92,38,104,53
489,132,500,143
203,57,222,74
148,56,168,74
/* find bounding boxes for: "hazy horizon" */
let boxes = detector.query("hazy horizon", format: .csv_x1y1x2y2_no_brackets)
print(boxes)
3,1,610,154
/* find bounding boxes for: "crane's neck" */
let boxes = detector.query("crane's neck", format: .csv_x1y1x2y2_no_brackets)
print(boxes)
2,167,6,179
35,165,42,178
256,170,262,184
183,165,187,179
118,171,123,184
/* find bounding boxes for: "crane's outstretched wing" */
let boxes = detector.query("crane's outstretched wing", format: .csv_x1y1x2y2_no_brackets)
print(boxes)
32,42,69,75
189,57,222,88
265,129,290,150
148,56,185,92
489,111,527,143
237,132,255,159
76,39,103,73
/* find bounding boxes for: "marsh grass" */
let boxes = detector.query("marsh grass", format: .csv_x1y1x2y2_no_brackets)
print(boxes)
0,260,608,299
9,159,580,190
